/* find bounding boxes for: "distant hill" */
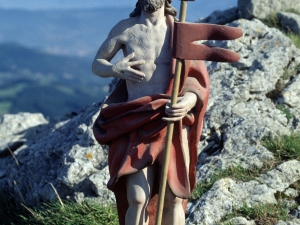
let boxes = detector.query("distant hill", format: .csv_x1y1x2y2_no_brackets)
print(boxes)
0,7,132,59
0,43,112,118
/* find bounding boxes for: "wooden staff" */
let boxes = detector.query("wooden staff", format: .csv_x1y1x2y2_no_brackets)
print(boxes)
155,1,191,224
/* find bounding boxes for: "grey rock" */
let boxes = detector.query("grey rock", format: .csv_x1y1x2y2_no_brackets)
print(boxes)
187,18,300,225
238,0,300,20
222,217,256,225
196,18,300,182
0,113,48,155
196,7,239,25
88,167,115,205
278,12,300,34
275,218,300,225
0,168,5,178
0,112,48,136
187,160,300,224
291,206,300,219
284,188,299,198
278,74,300,108
257,160,300,192
186,178,277,225
2,103,115,205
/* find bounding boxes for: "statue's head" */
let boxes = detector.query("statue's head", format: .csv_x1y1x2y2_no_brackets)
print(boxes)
130,0,177,17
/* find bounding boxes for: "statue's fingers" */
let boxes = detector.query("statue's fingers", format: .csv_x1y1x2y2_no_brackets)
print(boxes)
128,68,145,78
124,52,135,61
162,115,184,122
171,97,188,108
165,107,186,115
128,60,145,67
125,72,145,82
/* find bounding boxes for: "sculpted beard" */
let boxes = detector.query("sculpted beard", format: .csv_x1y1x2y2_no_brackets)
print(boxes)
141,0,165,13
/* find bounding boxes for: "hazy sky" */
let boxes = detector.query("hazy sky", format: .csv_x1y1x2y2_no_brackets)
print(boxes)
0,0,237,18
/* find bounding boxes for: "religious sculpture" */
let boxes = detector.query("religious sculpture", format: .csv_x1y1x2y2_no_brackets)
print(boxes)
92,0,242,225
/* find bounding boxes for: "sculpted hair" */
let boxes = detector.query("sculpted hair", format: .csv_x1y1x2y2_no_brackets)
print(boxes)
130,0,177,17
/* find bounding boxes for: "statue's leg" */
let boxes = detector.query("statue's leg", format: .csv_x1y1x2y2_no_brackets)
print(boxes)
162,184,185,225
161,125,190,225
125,165,155,225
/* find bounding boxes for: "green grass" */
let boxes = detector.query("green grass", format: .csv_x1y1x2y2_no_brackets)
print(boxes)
286,9,300,15
221,201,290,225
192,132,300,224
220,179,300,225
191,162,277,201
261,12,300,48
261,13,281,30
276,104,294,123
282,64,300,80
0,191,119,225
286,32,300,48
261,133,300,161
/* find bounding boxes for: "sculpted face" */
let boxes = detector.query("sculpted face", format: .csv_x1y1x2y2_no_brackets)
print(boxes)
140,0,165,14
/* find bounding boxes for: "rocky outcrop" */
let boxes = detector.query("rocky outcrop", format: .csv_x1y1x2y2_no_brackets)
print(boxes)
1,5,300,225
278,12,300,34
184,17,300,224
196,7,239,25
187,160,300,224
0,106,115,205
238,0,300,20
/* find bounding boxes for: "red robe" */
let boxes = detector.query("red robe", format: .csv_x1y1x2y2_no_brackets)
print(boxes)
93,15,210,225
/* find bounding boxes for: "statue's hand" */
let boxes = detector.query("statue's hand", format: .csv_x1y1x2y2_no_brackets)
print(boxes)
112,53,145,82
162,92,197,122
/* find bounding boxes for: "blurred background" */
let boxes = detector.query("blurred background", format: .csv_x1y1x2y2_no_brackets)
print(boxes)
0,0,236,118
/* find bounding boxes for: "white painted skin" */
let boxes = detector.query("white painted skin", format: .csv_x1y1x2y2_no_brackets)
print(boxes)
92,2,196,224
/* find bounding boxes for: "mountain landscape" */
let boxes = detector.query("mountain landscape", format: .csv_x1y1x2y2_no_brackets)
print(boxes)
0,7,133,118
0,43,112,118
0,7,132,58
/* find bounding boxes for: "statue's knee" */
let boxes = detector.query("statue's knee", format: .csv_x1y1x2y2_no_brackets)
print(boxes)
164,191,183,206
127,191,148,207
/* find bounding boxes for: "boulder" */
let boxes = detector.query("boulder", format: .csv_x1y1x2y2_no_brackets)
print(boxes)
278,12,300,34
187,161,300,224
196,7,239,25
186,18,300,224
196,18,300,183
275,219,300,225
1,104,115,205
238,0,300,20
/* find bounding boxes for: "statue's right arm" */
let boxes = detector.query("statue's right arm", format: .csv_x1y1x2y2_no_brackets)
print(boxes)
92,26,145,82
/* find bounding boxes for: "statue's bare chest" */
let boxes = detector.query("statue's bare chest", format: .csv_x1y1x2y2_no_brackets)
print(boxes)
125,24,171,61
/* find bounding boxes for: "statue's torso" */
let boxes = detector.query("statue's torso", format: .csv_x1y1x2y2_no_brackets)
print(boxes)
118,19,172,101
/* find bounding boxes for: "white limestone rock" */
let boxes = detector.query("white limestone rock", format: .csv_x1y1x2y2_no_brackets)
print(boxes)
238,0,300,20
187,18,300,225
0,112,48,154
275,219,300,225
222,217,256,225
196,18,300,182
187,160,300,225
186,178,277,225
3,103,115,205
257,160,300,192
278,74,300,108
196,7,239,25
